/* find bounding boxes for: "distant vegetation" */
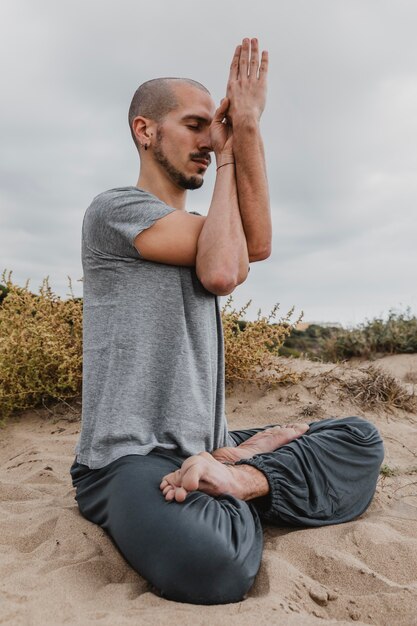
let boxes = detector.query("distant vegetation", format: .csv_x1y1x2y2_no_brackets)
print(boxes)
1,269,415,425
279,310,417,361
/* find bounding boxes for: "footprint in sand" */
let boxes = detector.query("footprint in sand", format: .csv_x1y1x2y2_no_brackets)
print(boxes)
0,482,38,502
5,516,59,553
22,467,64,485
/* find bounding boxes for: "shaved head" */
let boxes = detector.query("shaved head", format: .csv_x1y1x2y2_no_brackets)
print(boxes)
128,77,210,149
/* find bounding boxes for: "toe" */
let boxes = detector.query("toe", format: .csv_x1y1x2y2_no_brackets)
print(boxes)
175,487,189,502
165,489,175,501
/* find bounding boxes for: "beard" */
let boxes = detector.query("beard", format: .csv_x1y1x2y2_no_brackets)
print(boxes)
152,126,204,190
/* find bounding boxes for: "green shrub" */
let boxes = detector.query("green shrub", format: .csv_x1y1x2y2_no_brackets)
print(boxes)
280,309,417,362
279,324,340,360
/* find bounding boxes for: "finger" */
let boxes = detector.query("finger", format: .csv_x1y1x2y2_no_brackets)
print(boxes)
213,97,230,123
259,50,269,82
248,37,259,79
239,37,250,79
160,479,168,489
220,96,230,113
228,44,241,83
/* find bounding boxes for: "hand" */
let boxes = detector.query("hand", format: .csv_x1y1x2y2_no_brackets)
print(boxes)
226,37,268,123
209,97,234,160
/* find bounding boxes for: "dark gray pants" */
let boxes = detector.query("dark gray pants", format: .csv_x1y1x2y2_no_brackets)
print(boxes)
70,417,384,605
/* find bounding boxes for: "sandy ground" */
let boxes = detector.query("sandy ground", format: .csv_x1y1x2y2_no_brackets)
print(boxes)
1,354,416,625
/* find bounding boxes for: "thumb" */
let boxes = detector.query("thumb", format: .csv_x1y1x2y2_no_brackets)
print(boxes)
214,97,230,122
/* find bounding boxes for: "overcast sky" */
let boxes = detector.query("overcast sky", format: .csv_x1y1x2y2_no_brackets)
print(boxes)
1,0,416,326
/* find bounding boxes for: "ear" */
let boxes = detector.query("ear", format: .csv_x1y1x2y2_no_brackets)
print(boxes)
132,116,155,148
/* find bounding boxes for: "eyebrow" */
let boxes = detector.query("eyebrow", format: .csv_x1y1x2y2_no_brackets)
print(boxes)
180,114,212,124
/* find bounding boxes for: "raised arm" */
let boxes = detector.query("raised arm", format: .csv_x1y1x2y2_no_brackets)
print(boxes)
195,98,250,295
226,38,272,261
132,99,250,296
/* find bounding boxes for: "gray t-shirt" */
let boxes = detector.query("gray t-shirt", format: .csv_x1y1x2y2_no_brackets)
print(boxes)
74,186,234,469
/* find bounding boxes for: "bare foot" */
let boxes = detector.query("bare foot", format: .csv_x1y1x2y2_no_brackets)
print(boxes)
212,423,310,464
159,452,269,503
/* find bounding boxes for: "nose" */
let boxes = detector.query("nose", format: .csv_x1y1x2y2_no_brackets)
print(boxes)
197,128,213,153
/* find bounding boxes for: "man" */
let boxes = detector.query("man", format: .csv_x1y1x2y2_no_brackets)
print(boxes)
70,38,384,605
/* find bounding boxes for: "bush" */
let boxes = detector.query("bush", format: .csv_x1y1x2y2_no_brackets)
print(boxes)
0,271,82,425
0,272,301,424
279,324,340,359
280,309,417,362
341,365,417,412
222,295,302,390
322,309,417,361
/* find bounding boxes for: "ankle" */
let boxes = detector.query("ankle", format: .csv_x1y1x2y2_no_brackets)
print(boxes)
230,464,269,501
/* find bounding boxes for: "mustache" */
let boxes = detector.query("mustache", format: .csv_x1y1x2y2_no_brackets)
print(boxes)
190,153,211,164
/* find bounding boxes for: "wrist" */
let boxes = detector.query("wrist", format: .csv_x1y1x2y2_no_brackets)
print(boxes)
216,161,235,173
231,464,270,501
215,152,235,168
231,114,260,131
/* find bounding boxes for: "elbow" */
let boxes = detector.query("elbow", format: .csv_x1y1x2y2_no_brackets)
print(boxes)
248,245,272,262
200,273,239,296
196,255,240,295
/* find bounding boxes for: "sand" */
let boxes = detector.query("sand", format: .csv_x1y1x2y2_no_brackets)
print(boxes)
1,354,416,625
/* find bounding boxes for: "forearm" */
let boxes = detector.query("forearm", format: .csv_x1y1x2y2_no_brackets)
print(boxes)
196,158,249,294
233,117,272,259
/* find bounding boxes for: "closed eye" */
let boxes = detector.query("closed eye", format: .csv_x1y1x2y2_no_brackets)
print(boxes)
187,125,200,130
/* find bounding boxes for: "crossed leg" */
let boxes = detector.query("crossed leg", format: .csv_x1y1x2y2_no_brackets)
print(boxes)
159,417,384,528
70,451,263,604
71,417,384,604
160,422,309,503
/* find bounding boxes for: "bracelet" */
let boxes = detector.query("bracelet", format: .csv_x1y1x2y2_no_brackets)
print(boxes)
216,161,235,171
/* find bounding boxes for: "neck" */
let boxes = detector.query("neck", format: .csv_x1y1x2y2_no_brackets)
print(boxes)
136,162,187,210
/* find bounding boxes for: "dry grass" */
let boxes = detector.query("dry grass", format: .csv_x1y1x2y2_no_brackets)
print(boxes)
299,402,323,418
0,271,82,425
0,272,301,424
340,364,417,412
404,371,417,384
222,295,302,392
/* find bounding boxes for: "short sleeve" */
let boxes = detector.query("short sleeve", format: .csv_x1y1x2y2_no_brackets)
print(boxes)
83,187,177,259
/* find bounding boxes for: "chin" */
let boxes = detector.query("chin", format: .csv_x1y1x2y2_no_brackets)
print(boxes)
183,175,204,190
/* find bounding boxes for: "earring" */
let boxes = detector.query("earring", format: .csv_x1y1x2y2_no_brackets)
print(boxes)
144,143,148,151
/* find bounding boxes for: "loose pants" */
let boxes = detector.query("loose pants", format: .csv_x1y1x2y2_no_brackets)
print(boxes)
70,416,384,605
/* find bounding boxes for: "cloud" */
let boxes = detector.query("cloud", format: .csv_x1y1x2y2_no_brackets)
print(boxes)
1,0,416,323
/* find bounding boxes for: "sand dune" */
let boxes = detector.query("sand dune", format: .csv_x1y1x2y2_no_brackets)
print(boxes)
1,355,416,625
